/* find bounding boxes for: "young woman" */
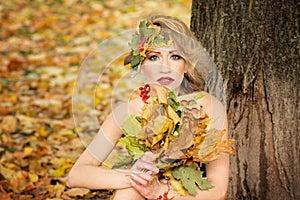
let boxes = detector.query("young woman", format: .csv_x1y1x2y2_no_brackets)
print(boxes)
68,14,230,200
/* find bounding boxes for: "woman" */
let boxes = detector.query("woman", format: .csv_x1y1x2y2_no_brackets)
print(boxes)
68,14,230,200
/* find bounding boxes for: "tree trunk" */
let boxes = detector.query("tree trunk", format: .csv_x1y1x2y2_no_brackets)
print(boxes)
191,0,299,199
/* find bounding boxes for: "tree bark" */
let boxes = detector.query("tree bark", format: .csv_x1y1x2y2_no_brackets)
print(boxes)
191,0,299,199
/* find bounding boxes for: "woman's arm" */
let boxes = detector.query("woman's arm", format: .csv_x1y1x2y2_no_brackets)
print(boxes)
67,149,132,190
67,104,134,190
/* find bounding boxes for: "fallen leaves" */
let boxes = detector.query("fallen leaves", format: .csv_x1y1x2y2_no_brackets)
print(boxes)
0,0,192,199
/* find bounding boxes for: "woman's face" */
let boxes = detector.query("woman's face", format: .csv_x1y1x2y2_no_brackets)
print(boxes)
140,45,186,91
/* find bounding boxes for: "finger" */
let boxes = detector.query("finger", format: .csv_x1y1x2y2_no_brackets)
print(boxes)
133,171,152,181
130,173,150,186
140,152,154,162
140,151,155,162
135,162,159,174
144,151,154,158
130,179,147,195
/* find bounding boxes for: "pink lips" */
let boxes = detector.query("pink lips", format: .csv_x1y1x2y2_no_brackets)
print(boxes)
157,77,175,85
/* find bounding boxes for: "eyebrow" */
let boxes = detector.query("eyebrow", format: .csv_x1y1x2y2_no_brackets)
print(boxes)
147,49,178,54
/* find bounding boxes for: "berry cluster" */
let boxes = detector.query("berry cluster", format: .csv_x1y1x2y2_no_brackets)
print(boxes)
156,192,169,200
139,84,150,103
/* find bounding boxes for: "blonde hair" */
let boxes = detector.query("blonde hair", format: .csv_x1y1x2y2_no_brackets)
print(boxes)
121,14,226,104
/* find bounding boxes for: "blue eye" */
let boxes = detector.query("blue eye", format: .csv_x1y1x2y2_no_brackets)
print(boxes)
171,55,182,60
148,55,159,61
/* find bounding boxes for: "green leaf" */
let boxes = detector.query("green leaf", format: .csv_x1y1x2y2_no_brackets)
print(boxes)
194,93,205,100
167,89,183,114
153,34,166,46
139,20,147,29
123,115,142,137
118,136,148,160
135,116,142,123
111,155,133,169
172,165,213,195
141,27,154,37
129,34,140,51
139,20,154,37
130,55,141,68
188,100,197,106
103,146,133,169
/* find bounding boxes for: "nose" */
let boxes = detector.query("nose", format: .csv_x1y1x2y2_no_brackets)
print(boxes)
159,58,171,73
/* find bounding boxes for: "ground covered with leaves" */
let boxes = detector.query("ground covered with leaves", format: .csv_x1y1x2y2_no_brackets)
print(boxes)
0,0,191,199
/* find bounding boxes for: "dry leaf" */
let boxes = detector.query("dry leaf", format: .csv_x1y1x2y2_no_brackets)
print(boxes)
0,116,18,134
64,188,90,197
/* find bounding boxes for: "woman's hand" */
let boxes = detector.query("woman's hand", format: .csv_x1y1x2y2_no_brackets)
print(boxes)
130,152,167,199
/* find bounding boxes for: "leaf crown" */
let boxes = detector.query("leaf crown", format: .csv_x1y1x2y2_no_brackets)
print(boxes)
124,20,173,71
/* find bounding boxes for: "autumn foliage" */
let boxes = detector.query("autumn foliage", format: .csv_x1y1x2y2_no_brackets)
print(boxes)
0,0,191,199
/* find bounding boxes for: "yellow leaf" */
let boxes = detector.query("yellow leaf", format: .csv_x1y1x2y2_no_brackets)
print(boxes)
141,103,152,124
153,115,173,135
0,164,15,180
169,177,188,196
54,183,65,197
28,173,39,183
58,129,74,136
167,105,181,124
4,162,17,169
163,170,187,196
152,85,168,104
38,126,48,137
53,168,65,177
151,133,165,147
24,146,33,154
1,133,9,144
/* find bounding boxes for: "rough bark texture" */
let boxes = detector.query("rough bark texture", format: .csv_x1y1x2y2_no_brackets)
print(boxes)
191,0,299,199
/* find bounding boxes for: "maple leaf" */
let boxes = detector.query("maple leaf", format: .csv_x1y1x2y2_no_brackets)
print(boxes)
172,165,213,195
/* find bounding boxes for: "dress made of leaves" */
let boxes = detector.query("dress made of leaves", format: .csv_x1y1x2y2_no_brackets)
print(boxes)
104,85,235,196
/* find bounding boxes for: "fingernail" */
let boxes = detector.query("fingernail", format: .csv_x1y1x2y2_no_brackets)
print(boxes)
130,179,135,185
132,170,142,174
146,171,152,175
131,174,136,178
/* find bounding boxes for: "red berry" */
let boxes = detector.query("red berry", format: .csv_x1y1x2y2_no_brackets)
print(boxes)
139,84,151,103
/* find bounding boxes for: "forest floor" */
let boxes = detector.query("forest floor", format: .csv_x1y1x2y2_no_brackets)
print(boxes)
0,0,191,199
